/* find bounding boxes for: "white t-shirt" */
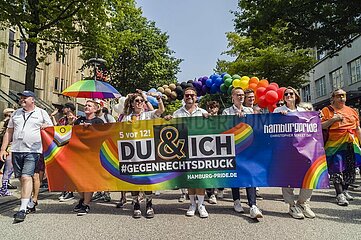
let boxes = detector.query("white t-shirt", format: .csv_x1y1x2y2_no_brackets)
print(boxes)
99,113,116,123
8,107,53,153
121,110,159,122
273,105,306,113
222,104,254,115
173,106,208,118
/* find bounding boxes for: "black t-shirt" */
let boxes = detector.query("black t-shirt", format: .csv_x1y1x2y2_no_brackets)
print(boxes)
74,116,104,125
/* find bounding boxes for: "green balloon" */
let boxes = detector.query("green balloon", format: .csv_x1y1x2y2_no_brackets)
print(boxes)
220,83,228,93
224,77,233,87
223,74,231,80
232,74,241,80
227,85,234,95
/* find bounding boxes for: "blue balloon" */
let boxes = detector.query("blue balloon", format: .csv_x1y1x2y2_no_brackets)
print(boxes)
205,79,213,87
210,84,219,94
221,72,227,78
148,88,157,93
215,77,223,86
212,74,220,81
147,96,158,107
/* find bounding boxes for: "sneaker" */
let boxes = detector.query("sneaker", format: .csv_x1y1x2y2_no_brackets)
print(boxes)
13,210,26,223
256,190,263,200
91,192,104,202
217,190,224,199
186,204,196,217
0,190,13,197
116,197,127,208
26,205,36,214
233,199,244,213
208,194,217,204
58,192,66,201
336,193,349,206
7,182,17,189
103,192,111,202
296,203,315,218
59,192,74,202
198,204,209,218
133,201,141,218
73,199,84,212
155,191,161,196
145,207,154,218
289,205,304,219
178,194,186,203
250,205,263,219
343,191,354,201
77,204,90,216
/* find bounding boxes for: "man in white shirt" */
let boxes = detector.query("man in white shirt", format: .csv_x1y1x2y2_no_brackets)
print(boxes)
171,87,209,218
0,90,52,223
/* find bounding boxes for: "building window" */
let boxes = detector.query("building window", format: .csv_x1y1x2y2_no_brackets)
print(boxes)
54,77,59,92
315,77,326,98
302,85,311,102
316,49,326,61
349,57,361,84
330,68,344,89
60,79,64,92
8,30,15,55
19,39,26,60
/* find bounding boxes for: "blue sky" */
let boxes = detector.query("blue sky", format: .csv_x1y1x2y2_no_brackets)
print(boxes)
136,0,238,82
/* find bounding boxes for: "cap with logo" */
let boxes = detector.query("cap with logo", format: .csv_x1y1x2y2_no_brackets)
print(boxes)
17,90,35,98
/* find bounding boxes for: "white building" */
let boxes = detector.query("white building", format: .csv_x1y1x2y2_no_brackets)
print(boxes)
300,35,361,111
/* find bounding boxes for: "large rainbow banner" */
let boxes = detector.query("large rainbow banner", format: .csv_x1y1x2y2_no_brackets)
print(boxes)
41,112,329,192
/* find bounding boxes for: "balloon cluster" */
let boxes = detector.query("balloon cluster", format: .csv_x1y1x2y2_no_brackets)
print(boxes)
113,73,286,114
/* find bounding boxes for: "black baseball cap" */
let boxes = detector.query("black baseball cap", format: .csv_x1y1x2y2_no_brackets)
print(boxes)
63,102,76,111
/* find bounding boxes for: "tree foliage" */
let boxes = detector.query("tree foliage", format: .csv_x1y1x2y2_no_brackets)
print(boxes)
216,32,316,89
235,0,361,51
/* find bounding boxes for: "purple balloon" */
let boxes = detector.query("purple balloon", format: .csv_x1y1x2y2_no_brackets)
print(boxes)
201,85,207,95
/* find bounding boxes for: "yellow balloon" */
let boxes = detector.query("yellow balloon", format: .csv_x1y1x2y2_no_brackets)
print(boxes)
232,79,241,88
169,83,176,90
241,76,250,82
240,80,249,89
157,87,165,93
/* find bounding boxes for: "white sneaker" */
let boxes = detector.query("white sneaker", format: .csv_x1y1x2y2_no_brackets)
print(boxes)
209,194,217,204
155,191,161,196
296,203,315,218
186,204,196,217
250,205,263,219
343,191,353,201
336,193,349,206
233,199,244,213
289,205,304,219
198,204,209,218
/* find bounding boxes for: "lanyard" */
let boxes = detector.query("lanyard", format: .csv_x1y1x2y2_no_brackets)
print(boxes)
22,111,34,130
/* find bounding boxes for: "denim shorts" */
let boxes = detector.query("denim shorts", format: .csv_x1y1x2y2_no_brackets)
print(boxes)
12,152,40,178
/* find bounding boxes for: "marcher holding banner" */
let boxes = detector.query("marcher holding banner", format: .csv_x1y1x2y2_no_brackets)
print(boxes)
171,87,209,218
273,86,315,219
321,88,361,206
222,87,263,219
121,92,164,219
73,100,104,216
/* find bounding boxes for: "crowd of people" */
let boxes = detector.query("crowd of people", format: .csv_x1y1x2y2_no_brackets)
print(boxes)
0,86,360,223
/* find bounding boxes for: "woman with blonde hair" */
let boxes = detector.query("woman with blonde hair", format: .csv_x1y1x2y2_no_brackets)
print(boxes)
273,87,315,219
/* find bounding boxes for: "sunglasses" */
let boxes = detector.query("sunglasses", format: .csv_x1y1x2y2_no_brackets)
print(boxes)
134,99,144,103
334,93,346,98
276,102,284,107
284,92,294,97
185,94,195,98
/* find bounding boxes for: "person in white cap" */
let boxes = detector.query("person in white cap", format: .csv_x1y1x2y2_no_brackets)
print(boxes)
0,90,52,223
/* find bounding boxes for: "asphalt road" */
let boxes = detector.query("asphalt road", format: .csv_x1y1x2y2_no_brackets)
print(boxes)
1,180,361,240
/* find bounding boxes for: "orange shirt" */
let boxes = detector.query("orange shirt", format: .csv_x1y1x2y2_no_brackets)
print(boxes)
321,105,359,130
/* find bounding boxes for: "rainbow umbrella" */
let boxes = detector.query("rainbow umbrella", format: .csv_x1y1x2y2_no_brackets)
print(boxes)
62,80,121,99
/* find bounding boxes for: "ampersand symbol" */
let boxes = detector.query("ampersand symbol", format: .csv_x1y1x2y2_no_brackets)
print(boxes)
157,126,185,160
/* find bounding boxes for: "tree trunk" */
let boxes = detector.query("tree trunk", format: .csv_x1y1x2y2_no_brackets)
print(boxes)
24,40,38,92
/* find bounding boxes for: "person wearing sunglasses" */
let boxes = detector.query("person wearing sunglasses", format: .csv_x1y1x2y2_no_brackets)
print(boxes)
169,87,209,218
222,87,263,219
121,92,164,218
321,88,361,207
273,86,315,219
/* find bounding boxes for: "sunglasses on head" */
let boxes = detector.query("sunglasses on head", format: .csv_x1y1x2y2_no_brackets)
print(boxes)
185,94,195,98
284,92,294,97
333,93,346,98
134,99,144,103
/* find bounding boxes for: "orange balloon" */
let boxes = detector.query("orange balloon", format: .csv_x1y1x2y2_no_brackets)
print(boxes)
257,79,269,88
249,77,259,85
249,83,257,91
